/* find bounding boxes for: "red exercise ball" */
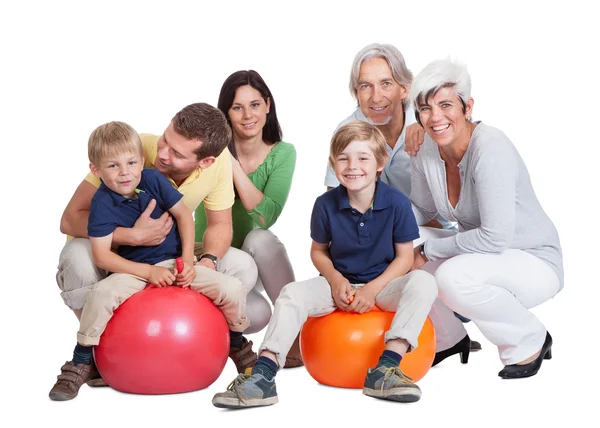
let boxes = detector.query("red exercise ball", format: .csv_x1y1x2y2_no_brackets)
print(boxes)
300,307,436,388
94,286,229,394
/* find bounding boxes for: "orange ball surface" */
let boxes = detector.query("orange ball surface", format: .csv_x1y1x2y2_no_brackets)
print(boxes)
300,307,436,388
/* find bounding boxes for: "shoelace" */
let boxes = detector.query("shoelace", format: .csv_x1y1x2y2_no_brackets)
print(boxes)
380,366,414,393
225,373,253,404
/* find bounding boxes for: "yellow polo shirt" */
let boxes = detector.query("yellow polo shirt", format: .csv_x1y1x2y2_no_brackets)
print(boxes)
84,133,234,212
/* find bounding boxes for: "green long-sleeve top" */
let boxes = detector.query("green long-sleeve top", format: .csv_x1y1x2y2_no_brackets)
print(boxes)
194,141,296,249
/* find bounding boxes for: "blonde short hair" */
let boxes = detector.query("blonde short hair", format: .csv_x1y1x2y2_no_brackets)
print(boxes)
88,121,144,166
329,121,388,170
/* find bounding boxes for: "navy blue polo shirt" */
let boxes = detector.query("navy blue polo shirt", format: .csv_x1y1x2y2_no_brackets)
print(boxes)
310,180,419,283
88,168,184,266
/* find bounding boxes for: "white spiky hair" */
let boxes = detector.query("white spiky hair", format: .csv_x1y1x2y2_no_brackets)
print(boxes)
410,57,471,111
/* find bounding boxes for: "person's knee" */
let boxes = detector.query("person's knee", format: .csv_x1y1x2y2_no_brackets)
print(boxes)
57,239,103,292
242,229,279,254
219,276,248,306
434,258,471,301
274,281,305,308
245,290,272,334
409,270,438,301
221,248,258,291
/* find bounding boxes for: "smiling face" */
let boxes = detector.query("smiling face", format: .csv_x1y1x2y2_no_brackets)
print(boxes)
155,122,204,181
227,85,270,141
90,151,144,198
417,86,474,147
356,57,408,125
333,139,385,193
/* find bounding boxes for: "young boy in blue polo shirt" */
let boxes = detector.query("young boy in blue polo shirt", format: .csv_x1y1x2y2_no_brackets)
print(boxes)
49,121,250,401
212,121,438,408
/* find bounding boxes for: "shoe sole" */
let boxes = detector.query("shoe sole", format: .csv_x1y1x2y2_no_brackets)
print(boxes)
212,396,278,409
363,387,422,403
49,391,77,401
86,378,109,387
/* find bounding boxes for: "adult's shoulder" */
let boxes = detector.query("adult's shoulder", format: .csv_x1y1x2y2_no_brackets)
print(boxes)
469,122,518,160
139,133,159,166
273,140,296,157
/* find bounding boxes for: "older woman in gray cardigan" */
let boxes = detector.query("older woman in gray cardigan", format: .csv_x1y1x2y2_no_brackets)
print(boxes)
408,58,563,379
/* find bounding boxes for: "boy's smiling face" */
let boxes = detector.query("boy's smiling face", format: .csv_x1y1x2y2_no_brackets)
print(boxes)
90,151,144,198
333,139,384,192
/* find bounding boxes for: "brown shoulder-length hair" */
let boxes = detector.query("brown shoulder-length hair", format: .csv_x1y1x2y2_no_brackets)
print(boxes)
217,70,283,159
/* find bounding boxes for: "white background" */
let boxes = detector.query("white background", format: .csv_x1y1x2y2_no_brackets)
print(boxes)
1,0,598,426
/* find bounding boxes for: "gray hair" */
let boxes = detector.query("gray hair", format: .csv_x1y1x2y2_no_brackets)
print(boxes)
410,58,472,115
349,43,413,108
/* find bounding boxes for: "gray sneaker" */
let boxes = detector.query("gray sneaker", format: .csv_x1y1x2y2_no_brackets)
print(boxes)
212,370,278,409
363,365,422,403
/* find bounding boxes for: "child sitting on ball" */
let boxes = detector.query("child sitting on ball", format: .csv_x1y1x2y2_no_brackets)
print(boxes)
49,121,250,401
211,121,438,408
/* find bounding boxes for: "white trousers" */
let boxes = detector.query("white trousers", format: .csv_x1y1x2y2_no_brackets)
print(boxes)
417,227,560,365
259,271,438,368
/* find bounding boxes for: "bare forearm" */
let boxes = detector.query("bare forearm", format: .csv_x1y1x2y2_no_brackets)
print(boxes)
202,222,232,259
364,256,413,296
60,209,90,238
112,227,140,246
173,211,195,263
233,165,264,211
311,248,345,285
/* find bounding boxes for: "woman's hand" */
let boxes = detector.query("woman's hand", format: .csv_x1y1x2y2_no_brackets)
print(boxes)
404,123,425,156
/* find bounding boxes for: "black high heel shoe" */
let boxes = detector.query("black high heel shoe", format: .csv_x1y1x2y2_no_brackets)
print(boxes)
432,334,471,367
498,332,552,379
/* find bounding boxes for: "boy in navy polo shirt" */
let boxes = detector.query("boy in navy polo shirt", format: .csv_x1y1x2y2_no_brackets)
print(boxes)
212,121,438,408
49,121,250,401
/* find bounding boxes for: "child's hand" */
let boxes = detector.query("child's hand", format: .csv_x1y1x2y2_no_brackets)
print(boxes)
348,287,377,314
176,260,196,288
331,278,353,310
148,266,176,287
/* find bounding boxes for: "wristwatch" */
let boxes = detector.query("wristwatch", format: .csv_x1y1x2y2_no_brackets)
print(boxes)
199,253,219,270
419,244,427,259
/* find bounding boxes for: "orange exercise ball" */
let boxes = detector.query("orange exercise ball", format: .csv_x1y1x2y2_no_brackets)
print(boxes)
300,307,436,388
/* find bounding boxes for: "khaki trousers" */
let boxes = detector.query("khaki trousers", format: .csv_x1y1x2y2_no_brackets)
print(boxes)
77,258,250,346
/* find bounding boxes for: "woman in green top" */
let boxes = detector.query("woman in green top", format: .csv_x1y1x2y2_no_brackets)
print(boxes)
195,70,301,367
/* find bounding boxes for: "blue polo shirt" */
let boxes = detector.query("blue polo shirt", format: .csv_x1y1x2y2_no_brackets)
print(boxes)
88,168,184,266
310,180,419,283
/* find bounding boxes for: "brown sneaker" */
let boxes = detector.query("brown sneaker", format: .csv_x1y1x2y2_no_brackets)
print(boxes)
283,334,304,368
86,360,109,387
229,338,258,374
49,361,95,401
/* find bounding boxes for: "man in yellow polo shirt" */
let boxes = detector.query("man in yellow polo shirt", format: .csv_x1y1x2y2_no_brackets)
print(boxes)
56,103,261,384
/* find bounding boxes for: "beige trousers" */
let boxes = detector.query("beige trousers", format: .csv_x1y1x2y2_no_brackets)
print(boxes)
77,258,250,346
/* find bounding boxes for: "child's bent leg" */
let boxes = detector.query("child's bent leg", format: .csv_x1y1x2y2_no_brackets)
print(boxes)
362,271,436,404
212,276,335,410
189,265,250,332
77,273,147,346
259,276,336,368
375,270,438,352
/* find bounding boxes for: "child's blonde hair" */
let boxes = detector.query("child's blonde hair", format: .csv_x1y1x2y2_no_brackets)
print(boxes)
329,121,388,172
88,121,144,166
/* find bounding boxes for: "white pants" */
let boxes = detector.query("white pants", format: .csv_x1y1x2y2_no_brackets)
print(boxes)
417,227,560,365
259,271,438,368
